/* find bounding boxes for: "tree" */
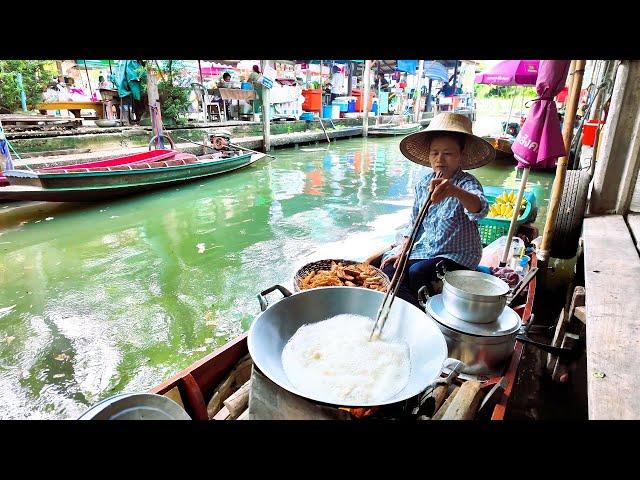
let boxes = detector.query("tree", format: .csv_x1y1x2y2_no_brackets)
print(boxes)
153,60,192,124
0,61,51,113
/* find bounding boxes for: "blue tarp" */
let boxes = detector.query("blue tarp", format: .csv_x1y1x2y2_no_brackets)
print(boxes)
423,61,449,83
396,60,418,73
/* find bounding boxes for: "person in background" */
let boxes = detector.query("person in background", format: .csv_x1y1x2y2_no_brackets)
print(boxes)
330,65,345,102
98,75,113,89
248,65,263,114
212,72,232,114
398,73,408,90
376,72,390,92
218,72,231,88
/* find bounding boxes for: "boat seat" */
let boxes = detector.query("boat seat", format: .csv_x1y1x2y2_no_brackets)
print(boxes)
130,163,151,169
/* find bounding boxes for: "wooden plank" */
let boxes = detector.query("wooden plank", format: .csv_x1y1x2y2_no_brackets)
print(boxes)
441,381,483,420
223,380,250,418
163,386,186,411
432,386,460,420
237,409,250,420
583,215,640,419
213,406,231,420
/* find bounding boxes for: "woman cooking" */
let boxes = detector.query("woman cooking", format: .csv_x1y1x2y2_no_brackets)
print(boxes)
380,112,495,308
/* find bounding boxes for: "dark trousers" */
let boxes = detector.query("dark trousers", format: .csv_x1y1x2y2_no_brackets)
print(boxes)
381,257,468,309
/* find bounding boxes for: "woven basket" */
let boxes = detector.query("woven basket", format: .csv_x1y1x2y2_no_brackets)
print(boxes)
293,259,390,293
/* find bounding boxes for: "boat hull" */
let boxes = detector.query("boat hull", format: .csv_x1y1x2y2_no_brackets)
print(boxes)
367,123,423,137
0,152,263,202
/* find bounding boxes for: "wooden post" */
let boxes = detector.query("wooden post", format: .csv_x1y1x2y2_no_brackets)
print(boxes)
426,79,433,112
261,59,271,152
347,61,353,96
538,60,586,262
146,62,162,141
414,60,424,123
362,60,372,137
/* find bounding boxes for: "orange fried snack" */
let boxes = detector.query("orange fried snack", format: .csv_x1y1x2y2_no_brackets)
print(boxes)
299,262,388,292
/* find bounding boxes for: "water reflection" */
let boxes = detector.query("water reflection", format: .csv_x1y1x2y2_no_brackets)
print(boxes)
0,137,555,419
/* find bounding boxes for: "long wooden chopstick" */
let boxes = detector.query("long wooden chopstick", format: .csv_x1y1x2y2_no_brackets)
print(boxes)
369,171,442,340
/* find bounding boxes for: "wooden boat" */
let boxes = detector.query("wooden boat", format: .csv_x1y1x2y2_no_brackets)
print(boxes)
0,148,265,202
367,123,423,137
150,251,537,421
483,135,514,160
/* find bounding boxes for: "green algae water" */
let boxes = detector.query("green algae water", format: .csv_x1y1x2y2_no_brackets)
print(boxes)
0,137,555,419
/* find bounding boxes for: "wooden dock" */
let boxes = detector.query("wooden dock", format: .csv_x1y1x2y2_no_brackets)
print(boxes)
582,214,640,419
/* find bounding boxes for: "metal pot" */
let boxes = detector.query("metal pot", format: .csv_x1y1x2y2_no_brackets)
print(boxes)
78,393,191,420
442,270,510,324
249,285,450,407
420,292,521,376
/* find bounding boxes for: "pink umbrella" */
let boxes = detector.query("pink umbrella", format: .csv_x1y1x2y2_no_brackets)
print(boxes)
499,60,571,266
475,60,540,86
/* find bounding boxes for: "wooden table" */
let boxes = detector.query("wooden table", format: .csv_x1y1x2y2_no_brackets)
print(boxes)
216,88,256,120
36,101,105,119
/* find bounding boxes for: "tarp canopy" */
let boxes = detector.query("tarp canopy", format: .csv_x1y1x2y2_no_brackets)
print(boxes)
475,60,540,86
423,61,449,82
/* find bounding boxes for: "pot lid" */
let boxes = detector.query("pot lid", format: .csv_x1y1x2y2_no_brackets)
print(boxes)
426,294,521,337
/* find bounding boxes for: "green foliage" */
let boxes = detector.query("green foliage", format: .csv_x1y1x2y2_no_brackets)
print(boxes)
0,60,51,113
474,84,537,99
154,60,191,123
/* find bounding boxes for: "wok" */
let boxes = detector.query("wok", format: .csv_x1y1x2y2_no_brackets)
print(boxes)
248,285,449,407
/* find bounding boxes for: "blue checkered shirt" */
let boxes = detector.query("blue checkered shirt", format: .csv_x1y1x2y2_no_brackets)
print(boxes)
384,168,489,269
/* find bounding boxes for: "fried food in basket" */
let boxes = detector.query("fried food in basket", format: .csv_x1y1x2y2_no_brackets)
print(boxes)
299,261,388,292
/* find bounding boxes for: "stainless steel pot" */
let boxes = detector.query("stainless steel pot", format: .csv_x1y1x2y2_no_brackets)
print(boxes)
249,285,450,407
442,270,510,324
78,393,191,420
420,292,521,376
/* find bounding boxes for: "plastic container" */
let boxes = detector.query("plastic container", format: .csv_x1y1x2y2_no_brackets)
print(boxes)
302,89,322,112
583,119,605,146
333,99,349,112
241,82,252,90
351,88,375,112
300,112,314,121
478,190,535,246
322,104,340,119
348,99,356,112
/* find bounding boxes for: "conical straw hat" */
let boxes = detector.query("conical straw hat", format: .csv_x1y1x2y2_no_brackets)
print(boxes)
399,112,495,170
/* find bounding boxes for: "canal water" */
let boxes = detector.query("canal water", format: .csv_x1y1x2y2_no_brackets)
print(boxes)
0,137,555,419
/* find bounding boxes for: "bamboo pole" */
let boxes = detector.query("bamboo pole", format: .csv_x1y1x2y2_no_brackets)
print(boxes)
538,60,586,261
363,60,372,137
261,60,271,152
414,60,424,123
500,167,530,266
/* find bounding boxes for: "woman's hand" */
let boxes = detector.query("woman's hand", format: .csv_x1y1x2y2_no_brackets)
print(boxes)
429,178,459,203
380,253,400,270
380,237,410,269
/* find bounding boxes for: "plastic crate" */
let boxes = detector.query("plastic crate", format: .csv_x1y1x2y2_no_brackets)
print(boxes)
478,188,536,246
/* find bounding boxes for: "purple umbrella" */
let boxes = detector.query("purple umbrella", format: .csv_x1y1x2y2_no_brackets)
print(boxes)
499,60,571,266
475,60,540,86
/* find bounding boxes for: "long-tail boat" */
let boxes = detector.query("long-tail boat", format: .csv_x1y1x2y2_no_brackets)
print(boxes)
0,147,265,202
367,123,423,137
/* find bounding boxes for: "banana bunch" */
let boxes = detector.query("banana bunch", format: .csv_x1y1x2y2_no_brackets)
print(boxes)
488,191,527,219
